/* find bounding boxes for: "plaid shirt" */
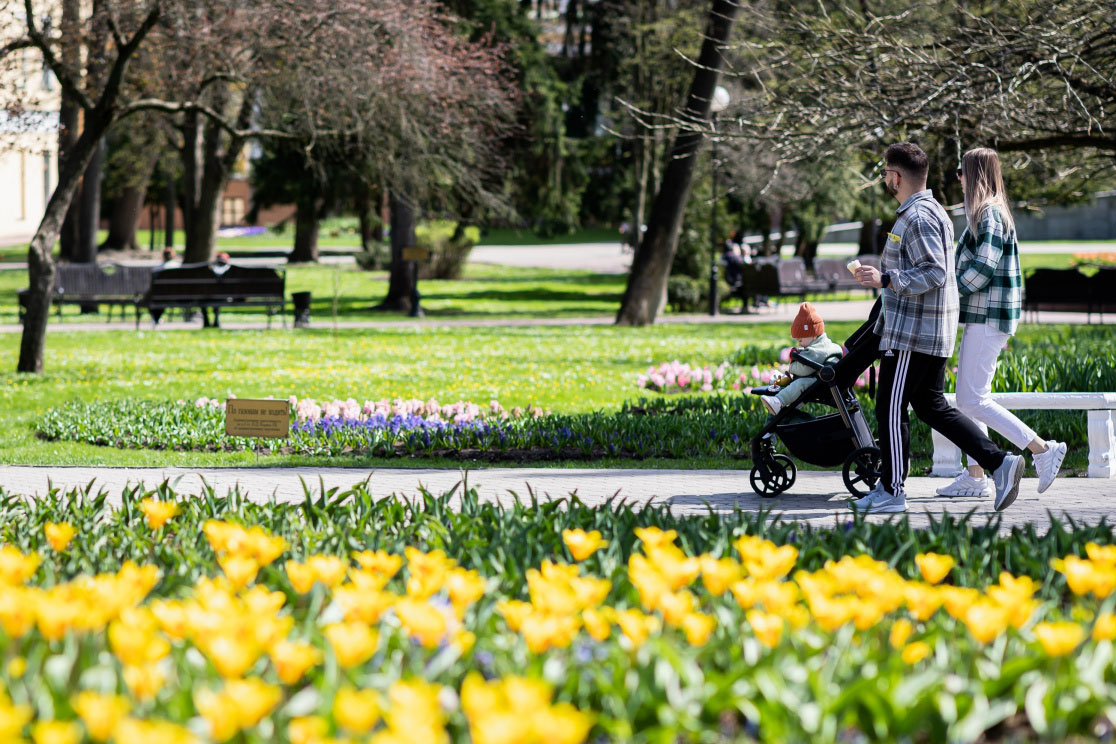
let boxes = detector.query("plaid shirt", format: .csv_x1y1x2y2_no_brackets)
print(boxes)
955,206,1022,336
872,190,959,357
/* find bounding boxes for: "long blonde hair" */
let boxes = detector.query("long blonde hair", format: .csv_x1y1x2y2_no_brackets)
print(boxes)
961,147,1015,236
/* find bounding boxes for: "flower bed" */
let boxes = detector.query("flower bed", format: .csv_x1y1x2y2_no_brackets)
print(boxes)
1,483,1115,742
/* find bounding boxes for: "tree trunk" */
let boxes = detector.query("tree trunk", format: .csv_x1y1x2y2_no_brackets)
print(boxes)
632,136,650,249
377,193,416,311
181,90,250,264
101,149,158,251
355,182,376,251
290,192,320,263
19,115,113,372
165,176,176,248
57,0,81,263
76,137,105,263
615,0,739,325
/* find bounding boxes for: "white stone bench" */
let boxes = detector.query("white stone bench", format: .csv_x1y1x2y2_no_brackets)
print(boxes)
931,392,1116,478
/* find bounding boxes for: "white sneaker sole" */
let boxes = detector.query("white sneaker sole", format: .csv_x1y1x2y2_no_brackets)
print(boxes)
935,486,994,498
866,500,908,514
1036,443,1067,494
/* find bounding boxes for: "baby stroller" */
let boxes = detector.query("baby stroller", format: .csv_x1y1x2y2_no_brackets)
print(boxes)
748,299,883,498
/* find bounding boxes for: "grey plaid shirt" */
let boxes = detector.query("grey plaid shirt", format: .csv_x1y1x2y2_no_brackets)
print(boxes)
872,190,959,357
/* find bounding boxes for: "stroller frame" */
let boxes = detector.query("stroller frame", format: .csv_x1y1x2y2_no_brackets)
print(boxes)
748,300,884,498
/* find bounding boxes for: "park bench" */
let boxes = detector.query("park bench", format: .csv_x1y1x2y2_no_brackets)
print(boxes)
1023,266,1116,322
930,392,1116,478
733,255,879,309
144,263,287,329
18,262,153,325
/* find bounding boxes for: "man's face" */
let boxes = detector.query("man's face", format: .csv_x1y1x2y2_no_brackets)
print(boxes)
882,166,901,198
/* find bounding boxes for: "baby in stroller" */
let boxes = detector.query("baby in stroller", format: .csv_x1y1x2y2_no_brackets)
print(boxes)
761,303,844,416
748,299,884,497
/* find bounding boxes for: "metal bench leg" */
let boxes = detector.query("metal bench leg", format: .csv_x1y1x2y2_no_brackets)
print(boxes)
1087,410,1116,478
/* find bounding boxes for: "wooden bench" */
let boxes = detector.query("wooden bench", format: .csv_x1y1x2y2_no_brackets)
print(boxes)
930,392,1116,478
144,263,286,329
735,255,879,308
18,263,153,325
1023,267,1116,322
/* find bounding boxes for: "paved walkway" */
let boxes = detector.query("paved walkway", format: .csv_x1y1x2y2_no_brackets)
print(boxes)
1,466,1111,532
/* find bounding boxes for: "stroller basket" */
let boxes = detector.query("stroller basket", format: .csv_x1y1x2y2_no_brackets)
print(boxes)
775,412,857,467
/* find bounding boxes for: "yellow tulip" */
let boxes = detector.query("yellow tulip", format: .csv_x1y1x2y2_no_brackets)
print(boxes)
324,622,379,669
658,590,696,628
224,677,282,729
381,679,448,744
939,586,979,620
757,580,800,617
616,608,659,649
6,656,25,678
562,529,609,561
902,583,942,621
72,692,130,742
44,523,75,552
194,688,240,742
0,699,31,739
962,601,1010,644
634,526,678,549
446,568,487,616
218,554,259,590
531,702,594,744
1050,556,1100,596
404,547,453,600
0,546,41,585
699,555,741,596
395,598,448,649
288,716,329,744
0,589,37,638
200,634,262,679
914,553,954,585
352,549,403,578
333,586,396,624
681,612,716,646
521,611,580,654
496,600,533,632
569,575,611,610
285,560,318,594
306,555,348,589
901,640,931,664
333,687,381,733
746,609,784,649
889,618,913,649
31,721,81,744
628,554,672,611
122,661,167,701
1034,621,1086,657
139,499,180,530
744,545,799,582
1093,613,1116,642
581,607,614,641
270,640,321,685
112,718,199,744
1086,542,1116,566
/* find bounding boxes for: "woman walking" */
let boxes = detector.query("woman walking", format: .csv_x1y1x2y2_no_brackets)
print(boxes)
937,147,1066,498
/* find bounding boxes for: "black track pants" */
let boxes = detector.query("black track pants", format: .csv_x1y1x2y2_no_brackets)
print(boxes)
876,349,1006,495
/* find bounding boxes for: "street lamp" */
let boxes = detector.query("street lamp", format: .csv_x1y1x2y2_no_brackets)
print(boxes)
708,85,730,316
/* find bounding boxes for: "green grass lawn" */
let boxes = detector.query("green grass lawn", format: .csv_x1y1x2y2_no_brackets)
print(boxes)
0,321,812,467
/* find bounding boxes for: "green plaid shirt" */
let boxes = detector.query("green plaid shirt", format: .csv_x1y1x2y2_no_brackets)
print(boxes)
955,206,1022,335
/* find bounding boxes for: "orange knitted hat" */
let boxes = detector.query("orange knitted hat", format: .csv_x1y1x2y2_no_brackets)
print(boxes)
790,302,824,340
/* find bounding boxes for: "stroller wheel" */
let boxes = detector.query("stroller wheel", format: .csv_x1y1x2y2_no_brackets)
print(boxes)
843,446,882,498
750,454,797,497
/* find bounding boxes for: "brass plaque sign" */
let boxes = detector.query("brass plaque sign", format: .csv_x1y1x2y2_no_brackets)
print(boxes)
401,246,430,261
225,398,290,438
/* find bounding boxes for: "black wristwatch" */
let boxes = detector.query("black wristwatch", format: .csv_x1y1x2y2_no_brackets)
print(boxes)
880,272,892,288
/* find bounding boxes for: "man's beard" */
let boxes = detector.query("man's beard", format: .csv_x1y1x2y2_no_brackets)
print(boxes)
885,180,899,197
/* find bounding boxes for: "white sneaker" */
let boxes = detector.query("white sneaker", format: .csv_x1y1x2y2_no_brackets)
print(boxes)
848,481,884,510
850,483,906,513
761,396,783,415
992,454,1024,512
1032,441,1067,494
935,473,995,498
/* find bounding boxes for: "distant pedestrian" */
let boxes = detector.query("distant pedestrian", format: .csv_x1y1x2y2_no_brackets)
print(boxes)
936,147,1066,499
852,142,1024,513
